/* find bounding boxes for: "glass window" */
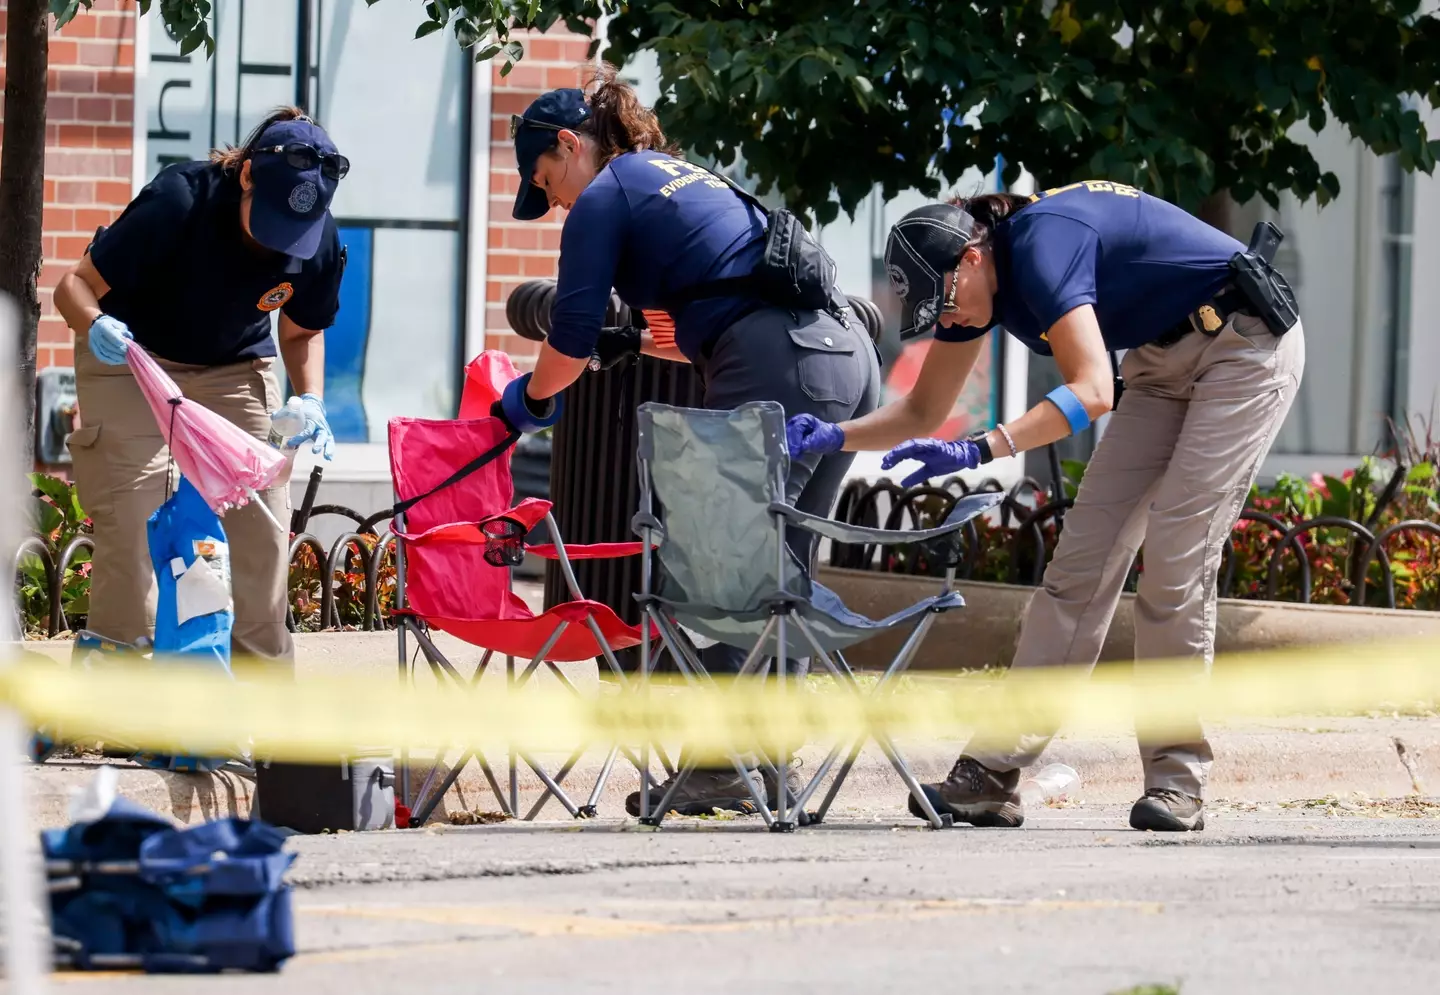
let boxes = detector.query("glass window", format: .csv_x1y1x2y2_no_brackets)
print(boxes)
140,0,470,443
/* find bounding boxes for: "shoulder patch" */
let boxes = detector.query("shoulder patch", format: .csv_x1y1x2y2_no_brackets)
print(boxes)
258,282,294,312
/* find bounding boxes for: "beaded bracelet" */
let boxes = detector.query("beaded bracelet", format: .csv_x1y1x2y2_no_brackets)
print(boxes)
995,423,1019,458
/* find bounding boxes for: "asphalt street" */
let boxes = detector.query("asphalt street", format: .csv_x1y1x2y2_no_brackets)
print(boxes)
31,804,1440,995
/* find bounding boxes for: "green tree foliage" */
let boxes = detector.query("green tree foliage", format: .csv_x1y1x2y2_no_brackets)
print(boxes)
47,0,1440,227
429,0,1440,226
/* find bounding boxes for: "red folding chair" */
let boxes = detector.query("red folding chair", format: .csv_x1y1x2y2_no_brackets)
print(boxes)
387,351,664,824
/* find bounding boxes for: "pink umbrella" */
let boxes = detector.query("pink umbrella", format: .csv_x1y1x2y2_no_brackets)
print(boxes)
125,344,289,532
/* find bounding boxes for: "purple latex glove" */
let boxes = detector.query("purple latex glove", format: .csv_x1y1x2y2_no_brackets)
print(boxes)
881,438,982,488
785,414,845,458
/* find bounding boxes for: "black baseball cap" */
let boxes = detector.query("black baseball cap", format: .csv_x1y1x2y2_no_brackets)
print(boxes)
884,203,976,337
512,88,591,221
247,118,342,260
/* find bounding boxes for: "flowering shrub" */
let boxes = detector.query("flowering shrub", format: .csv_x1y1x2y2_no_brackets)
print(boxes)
287,533,398,633
17,473,92,637
840,417,1440,612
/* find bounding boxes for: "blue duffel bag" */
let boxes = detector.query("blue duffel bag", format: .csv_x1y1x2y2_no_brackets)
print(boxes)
44,795,295,973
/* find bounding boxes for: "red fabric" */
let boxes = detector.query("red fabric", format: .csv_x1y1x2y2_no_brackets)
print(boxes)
458,350,519,420
388,413,530,624
425,600,644,662
642,309,676,350
393,498,552,546
388,373,648,660
527,541,646,560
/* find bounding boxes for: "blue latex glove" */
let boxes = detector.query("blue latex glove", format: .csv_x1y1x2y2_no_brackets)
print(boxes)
785,414,845,458
881,438,982,488
494,373,564,434
284,393,335,461
88,314,133,365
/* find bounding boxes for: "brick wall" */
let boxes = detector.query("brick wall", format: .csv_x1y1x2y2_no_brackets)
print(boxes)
0,0,135,372
4,7,575,373
484,27,592,367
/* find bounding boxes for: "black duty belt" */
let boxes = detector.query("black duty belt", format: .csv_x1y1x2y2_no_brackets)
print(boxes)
1154,285,1254,347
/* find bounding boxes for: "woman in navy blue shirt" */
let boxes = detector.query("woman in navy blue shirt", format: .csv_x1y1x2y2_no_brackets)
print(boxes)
790,182,1305,833
502,67,881,818
53,107,347,675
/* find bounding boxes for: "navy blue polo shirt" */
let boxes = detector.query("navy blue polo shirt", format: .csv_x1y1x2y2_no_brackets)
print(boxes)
89,160,344,367
935,181,1244,355
546,150,766,361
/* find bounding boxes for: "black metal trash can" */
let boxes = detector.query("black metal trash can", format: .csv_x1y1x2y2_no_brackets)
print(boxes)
543,354,704,638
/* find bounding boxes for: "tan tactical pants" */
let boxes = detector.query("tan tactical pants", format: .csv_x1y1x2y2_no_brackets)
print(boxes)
69,344,294,669
967,313,1305,797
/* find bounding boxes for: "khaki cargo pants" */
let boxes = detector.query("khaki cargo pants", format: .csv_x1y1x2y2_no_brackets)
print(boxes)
967,313,1305,798
69,344,294,669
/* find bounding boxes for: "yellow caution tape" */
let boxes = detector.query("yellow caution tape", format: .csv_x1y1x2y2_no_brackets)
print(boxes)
1,638,1437,764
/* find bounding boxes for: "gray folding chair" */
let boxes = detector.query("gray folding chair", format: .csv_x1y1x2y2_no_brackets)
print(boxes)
631,400,1002,830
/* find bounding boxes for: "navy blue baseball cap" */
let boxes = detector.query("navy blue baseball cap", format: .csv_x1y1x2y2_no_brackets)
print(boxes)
885,203,976,337
512,88,590,221
247,118,344,259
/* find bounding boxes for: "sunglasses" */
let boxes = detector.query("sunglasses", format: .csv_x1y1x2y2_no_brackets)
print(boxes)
254,142,350,180
508,114,566,141
942,268,961,313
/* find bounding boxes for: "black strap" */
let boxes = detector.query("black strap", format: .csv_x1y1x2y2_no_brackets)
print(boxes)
661,167,773,310
703,165,772,217
389,429,519,520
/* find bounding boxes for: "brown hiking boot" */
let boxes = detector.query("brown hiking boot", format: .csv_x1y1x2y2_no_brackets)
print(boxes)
908,756,1024,827
626,768,765,818
762,758,812,825
1129,789,1205,832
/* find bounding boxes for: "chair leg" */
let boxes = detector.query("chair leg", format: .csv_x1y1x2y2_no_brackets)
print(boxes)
410,624,468,686
476,753,512,816
580,745,621,818
411,748,463,826
410,750,447,819
412,645,511,826
791,614,951,828
411,742,516,826
522,742,587,820
639,616,782,829
507,655,519,815
517,749,581,818
875,731,949,830
792,740,847,815
812,737,865,823
576,609,688,813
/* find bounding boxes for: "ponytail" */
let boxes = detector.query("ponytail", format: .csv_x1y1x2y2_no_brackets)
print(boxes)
210,105,314,174
948,192,1032,248
576,63,678,167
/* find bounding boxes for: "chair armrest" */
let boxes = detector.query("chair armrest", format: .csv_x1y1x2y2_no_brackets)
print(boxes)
768,492,1001,547
527,541,648,561
392,498,552,544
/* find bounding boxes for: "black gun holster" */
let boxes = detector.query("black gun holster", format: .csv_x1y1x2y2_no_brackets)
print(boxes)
1230,221,1299,336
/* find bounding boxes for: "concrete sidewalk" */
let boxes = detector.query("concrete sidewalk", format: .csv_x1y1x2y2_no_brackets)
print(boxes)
18,579,1440,828
24,712,1440,829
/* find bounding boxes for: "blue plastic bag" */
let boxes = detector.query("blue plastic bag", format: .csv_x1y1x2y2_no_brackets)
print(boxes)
147,476,234,673
44,795,296,973
139,477,236,771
